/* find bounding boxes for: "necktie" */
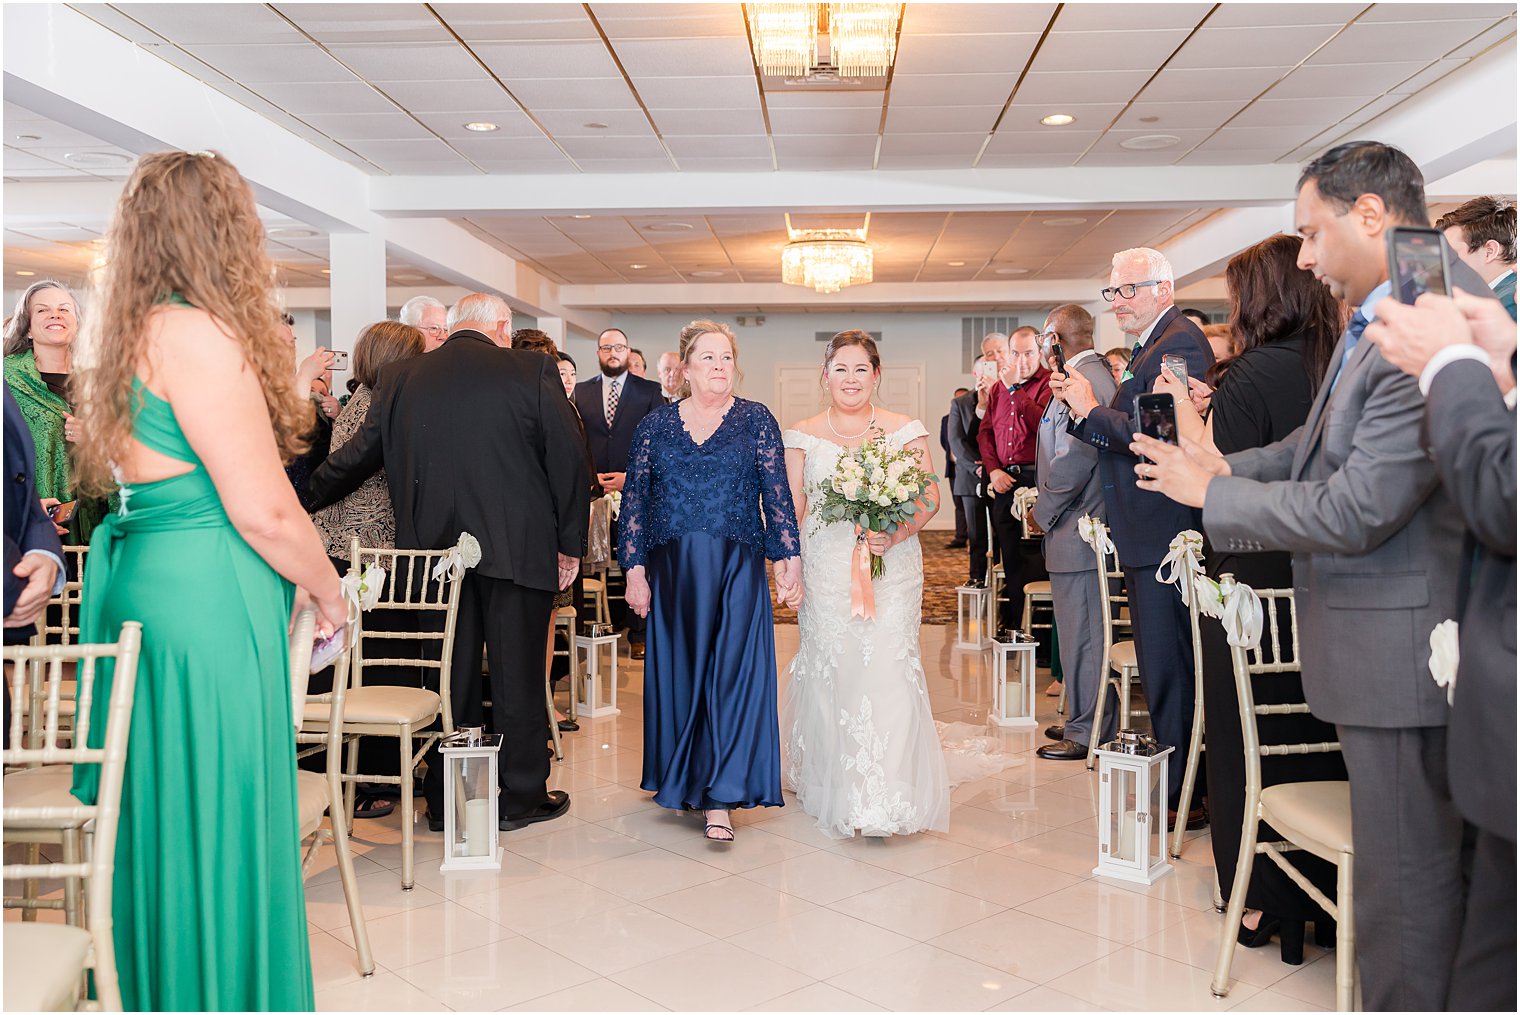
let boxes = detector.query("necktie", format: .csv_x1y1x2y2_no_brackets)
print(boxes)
1130,340,1143,363
1328,311,1369,393
605,376,621,427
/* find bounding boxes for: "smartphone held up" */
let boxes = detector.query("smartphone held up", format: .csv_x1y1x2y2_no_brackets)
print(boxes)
1135,393,1180,451
1387,226,1453,304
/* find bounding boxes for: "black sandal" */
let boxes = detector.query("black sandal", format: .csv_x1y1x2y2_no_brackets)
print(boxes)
352,793,396,819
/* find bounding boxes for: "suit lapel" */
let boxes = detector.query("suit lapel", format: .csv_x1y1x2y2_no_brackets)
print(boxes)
1295,325,1379,478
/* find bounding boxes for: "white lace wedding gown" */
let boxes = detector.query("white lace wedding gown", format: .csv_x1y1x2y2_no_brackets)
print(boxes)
780,422,952,839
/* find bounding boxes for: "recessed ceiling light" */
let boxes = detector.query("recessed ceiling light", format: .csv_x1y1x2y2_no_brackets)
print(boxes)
642,221,693,232
572,214,592,219
993,266,1029,276
1040,113,1076,127
1042,216,1088,227
1119,133,1182,151
947,260,966,267
320,268,332,274
268,226,319,239
583,122,609,129
62,151,132,166
463,121,499,132
689,269,725,278
15,270,35,277
628,263,648,269
1138,115,1160,124
13,134,41,142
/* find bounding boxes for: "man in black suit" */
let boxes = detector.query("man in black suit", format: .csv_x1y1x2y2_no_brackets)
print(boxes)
4,387,63,645
572,327,665,658
947,360,991,585
939,387,969,548
1366,289,1516,1011
1052,247,1214,820
310,293,591,831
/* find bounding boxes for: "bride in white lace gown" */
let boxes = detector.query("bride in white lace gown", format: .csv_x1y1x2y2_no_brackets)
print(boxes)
780,332,951,839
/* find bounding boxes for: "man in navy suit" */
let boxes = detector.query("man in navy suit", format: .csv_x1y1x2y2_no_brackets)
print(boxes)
1050,247,1214,820
5,387,64,644
572,327,665,657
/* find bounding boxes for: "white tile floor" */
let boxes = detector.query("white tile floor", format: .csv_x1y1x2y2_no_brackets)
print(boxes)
7,624,1337,1012
303,624,1336,1012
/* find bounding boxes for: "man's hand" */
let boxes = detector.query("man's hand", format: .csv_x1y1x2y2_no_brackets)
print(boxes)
1050,368,1099,417
1024,507,1043,537
1130,434,1230,508
988,468,1015,495
4,553,59,629
597,472,626,493
1367,291,1472,379
625,564,651,617
557,553,580,591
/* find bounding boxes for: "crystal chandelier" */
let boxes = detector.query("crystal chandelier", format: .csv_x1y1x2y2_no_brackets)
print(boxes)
745,3,901,78
782,228,874,294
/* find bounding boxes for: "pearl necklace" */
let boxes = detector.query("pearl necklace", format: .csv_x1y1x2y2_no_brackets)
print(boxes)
827,406,875,440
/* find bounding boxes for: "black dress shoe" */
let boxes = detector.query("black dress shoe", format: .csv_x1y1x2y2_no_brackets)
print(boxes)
1167,805,1209,832
500,790,571,831
424,810,445,833
1043,724,1065,742
964,578,986,589
557,718,580,732
1037,739,1089,761
630,642,646,660
945,539,967,549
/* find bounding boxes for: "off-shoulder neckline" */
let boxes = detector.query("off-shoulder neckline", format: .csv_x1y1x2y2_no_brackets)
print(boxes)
783,419,926,451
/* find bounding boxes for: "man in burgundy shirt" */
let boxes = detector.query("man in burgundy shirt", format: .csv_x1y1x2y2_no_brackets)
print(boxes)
977,325,1053,632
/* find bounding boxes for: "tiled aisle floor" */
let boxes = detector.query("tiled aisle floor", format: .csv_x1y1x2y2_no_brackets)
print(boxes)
304,625,1337,1013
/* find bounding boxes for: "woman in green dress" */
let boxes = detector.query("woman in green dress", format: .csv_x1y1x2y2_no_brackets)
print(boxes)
3,279,109,545
69,150,345,1011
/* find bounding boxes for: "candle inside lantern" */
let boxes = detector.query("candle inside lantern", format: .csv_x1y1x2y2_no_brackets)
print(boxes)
465,798,491,857
1116,809,1138,861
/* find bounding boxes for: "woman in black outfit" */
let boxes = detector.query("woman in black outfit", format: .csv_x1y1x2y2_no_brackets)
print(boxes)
1196,234,1347,964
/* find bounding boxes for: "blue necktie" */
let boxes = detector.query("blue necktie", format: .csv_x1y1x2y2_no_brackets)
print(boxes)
1329,311,1369,393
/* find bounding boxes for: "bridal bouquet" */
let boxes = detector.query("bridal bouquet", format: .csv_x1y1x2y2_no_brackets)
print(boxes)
811,430,937,580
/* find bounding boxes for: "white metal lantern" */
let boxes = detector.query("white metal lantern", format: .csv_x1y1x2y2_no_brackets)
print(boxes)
990,632,1038,727
955,584,991,649
986,565,1005,638
439,729,503,872
575,628,623,717
1092,729,1174,885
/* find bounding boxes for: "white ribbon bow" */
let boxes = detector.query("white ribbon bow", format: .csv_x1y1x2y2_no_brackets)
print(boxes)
1156,529,1206,607
1012,486,1039,515
431,531,483,584
339,563,387,612
1428,619,1459,705
1195,573,1263,649
1077,514,1115,558
606,491,622,520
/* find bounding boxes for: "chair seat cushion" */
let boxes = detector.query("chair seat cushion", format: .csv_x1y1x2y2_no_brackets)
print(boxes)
3,923,90,1011
1110,640,1138,672
1022,581,1052,598
304,687,439,726
296,770,330,839
2,766,83,829
1261,780,1353,861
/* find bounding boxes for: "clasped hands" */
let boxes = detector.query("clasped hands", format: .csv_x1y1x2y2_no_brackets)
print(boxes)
623,558,804,618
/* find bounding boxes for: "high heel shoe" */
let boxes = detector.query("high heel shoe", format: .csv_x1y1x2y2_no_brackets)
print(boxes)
1238,916,1280,947
1313,918,1336,948
1278,920,1306,966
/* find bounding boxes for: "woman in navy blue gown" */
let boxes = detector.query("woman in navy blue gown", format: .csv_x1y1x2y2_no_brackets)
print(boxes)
621,320,803,842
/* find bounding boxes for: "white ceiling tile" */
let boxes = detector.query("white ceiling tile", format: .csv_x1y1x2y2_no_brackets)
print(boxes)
181,43,354,83
1391,59,1471,95
767,107,882,136
875,154,980,170
775,154,876,171
886,72,1018,107
590,3,745,39
883,105,1000,134
503,77,642,110
1190,126,1329,152
663,135,772,160
115,3,304,44
1205,4,1365,28
1167,24,1345,70
573,157,683,173
1266,61,1432,100
905,3,1058,36
1181,148,1296,165
1361,3,1515,22
982,129,1103,156
472,159,579,174
1341,92,1415,128
611,37,754,78
763,90,885,109
299,113,436,141
1447,20,1518,59
2,103,48,123
892,33,1042,76
248,81,401,115
285,3,453,43
535,110,655,136
2,149,67,172
1309,19,1497,64
1000,102,1126,131
654,109,768,136
67,4,167,44
326,42,484,81
557,136,672,160
771,134,878,159
878,133,986,157
448,134,566,160
1033,29,1192,73
473,40,623,78
1054,3,1213,32
630,76,759,109
1225,94,1372,129
431,3,596,36
374,78,522,113
342,137,460,162
1014,69,1154,106
1114,100,1247,131
976,153,1079,168
1083,128,1215,156
1141,65,1291,102
672,156,776,171
3,121,117,149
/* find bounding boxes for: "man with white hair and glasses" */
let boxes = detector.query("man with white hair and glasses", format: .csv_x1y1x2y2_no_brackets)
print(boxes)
399,294,449,352
1050,247,1214,825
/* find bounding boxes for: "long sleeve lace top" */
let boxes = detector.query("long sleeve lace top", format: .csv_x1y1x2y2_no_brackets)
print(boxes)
619,398,801,568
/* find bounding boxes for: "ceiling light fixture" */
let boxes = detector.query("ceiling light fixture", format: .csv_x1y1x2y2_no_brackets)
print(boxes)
1042,216,1088,227
15,270,35,277
642,221,694,232
628,263,648,269
829,2,900,77
1040,113,1076,127
746,2,901,79
13,134,41,142
1119,133,1182,151
746,2,817,77
463,121,499,132
690,270,725,278
583,122,609,130
268,226,319,239
62,151,131,167
947,260,966,267
782,226,873,294
993,266,1029,276
320,268,332,274
571,214,592,219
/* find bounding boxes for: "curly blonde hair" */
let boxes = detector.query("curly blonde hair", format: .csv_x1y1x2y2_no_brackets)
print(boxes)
73,151,311,496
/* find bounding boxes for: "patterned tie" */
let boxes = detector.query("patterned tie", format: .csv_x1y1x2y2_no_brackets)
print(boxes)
605,376,621,427
1328,311,1369,393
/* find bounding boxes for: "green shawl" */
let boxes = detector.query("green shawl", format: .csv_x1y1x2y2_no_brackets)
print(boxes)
3,350,108,545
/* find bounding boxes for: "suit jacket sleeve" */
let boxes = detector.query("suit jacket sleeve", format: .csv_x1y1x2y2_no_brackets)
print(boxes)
976,383,1004,468
1224,427,1302,482
4,493,62,618
538,360,592,558
1204,356,1437,555
1074,328,1212,456
1425,358,1516,556
1037,359,1116,530
947,400,980,473
308,373,387,511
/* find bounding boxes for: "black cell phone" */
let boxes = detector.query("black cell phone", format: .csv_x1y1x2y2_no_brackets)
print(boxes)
1135,393,1179,448
1049,340,1067,375
1386,225,1452,304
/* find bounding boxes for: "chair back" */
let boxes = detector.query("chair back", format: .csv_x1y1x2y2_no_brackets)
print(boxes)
293,606,358,821
2,622,143,1012
1227,587,1340,795
348,540,466,735
1085,518,1128,655
29,545,90,647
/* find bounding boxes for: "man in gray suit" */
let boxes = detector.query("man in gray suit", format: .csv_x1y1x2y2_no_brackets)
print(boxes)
1133,141,1496,1009
1365,290,1516,1011
1030,306,1118,760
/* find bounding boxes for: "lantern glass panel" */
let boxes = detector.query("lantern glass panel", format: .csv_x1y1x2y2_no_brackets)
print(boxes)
1109,765,1139,863
1149,762,1165,864
453,754,495,858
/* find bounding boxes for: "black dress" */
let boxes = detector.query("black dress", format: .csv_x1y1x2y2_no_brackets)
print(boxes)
1202,335,1347,922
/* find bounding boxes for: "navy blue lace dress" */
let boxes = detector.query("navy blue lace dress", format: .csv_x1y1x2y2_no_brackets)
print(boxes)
620,398,801,811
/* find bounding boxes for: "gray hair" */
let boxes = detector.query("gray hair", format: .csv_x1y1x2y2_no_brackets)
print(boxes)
4,279,78,356
447,292,512,334
398,294,445,327
1111,247,1175,283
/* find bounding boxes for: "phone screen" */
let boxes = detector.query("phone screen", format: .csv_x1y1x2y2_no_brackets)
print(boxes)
1162,353,1188,387
1389,227,1450,304
46,500,77,524
1136,393,1179,447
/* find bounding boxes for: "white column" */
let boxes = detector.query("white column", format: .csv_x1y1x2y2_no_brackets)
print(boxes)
537,316,568,350
328,231,387,355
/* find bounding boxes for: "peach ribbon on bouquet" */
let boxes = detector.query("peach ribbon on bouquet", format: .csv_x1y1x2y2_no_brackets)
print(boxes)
849,535,876,620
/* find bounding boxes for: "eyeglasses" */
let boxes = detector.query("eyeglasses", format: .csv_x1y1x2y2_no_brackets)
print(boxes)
421,325,446,336
598,343,629,353
1100,280,1162,302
